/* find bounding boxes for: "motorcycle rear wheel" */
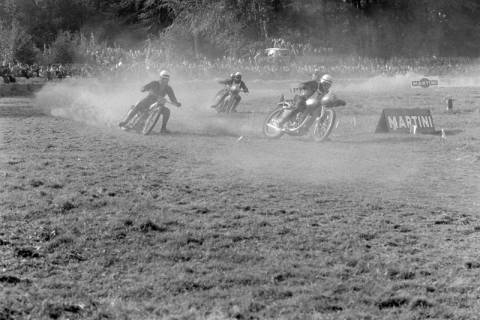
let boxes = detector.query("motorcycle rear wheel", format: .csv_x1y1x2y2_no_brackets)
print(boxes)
142,109,161,135
312,108,336,142
263,107,285,139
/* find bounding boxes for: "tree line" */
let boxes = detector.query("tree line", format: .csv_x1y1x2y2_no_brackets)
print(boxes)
1,0,479,64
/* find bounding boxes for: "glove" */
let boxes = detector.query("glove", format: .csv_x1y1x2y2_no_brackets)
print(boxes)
175,102,182,107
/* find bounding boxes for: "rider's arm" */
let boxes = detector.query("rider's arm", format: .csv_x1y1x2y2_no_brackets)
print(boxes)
141,81,154,92
218,79,231,85
240,81,249,93
166,86,181,106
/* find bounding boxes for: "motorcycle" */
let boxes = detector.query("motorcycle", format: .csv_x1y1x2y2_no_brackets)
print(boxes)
215,83,245,113
263,91,346,141
120,99,174,135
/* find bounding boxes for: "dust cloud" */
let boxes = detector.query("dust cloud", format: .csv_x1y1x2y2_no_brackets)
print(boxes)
33,76,262,137
32,72,479,192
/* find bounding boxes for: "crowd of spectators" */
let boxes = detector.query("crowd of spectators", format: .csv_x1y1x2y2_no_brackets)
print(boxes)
1,42,479,84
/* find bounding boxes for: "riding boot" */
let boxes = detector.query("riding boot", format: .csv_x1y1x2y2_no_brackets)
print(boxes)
231,97,241,112
160,106,171,133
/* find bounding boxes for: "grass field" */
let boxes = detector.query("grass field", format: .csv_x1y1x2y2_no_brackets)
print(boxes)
1,76,480,319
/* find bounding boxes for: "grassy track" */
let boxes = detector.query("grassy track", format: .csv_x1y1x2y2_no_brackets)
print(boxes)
1,83,480,319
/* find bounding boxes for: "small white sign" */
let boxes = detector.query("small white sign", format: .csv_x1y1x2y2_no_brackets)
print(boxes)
411,77,439,88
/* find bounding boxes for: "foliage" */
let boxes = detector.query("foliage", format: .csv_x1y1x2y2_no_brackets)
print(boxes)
0,19,40,64
47,32,81,64
1,0,480,62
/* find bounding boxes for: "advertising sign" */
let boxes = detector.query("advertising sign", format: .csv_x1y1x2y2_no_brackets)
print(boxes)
375,108,435,133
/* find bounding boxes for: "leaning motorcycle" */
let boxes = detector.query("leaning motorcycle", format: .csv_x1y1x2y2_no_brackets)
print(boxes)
263,91,346,141
216,83,245,113
121,99,173,135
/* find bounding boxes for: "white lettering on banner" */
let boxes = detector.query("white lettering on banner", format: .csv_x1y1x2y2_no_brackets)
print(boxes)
405,116,412,128
387,116,398,130
421,116,429,127
376,109,435,133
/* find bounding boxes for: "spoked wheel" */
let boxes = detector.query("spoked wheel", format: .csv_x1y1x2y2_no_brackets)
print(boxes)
311,108,336,142
217,99,228,113
225,97,238,113
262,107,285,139
121,114,139,132
142,109,161,135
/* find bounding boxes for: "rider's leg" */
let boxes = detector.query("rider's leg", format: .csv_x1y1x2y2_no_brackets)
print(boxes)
159,106,171,133
231,96,241,112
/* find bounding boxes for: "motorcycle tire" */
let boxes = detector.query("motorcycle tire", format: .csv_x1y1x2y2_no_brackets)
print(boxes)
311,108,336,142
262,107,285,139
217,98,227,113
225,97,236,113
142,109,161,135
131,114,147,133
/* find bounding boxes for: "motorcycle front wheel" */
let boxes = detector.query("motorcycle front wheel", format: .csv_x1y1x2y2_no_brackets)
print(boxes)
262,107,285,139
225,97,237,113
311,108,336,142
217,98,228,113
142,109,161,135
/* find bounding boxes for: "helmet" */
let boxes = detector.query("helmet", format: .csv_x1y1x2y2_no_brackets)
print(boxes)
320,74,333,86
230,73,234,79
234,72,242,81
159,70,170,80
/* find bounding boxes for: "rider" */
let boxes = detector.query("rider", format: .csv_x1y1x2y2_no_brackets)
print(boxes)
119,70,181,134
274,70,333,129
210,72,249,111
210,73,235,109
229,72,249,112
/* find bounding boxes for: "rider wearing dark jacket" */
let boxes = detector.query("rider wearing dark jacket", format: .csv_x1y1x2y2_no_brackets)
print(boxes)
119,70,181,134
229,72,248,112
211,72,248,110
275,70,332,129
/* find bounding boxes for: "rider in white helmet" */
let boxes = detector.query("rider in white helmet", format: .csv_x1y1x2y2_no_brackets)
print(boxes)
119,70,181,134
319,73,333,92
275,70,333,129
211,72,248,111
230,72,249,112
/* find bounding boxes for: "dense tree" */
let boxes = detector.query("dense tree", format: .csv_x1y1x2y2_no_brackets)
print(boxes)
1,0,479,62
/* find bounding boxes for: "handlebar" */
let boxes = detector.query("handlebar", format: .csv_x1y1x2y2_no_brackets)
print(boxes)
154,99,181,108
